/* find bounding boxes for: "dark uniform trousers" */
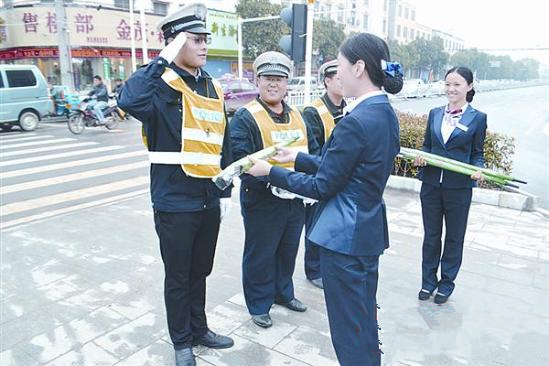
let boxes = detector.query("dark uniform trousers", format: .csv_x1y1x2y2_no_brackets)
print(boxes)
241,196,305,315
320,247,381,366
304,203,321,280
153,207,221,349
420,183,472,296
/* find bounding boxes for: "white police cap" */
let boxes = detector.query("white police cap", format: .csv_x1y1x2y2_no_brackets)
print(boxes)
318,60,338,81
253,51,292,78
157,3,210,40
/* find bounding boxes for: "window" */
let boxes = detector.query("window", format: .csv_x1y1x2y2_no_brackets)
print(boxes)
383,19,387,33
403,27,408,38
115,0,133,9
153,1,168,16
363,14,369,31
397,25,401,37
398,5,402,16
6,70,37,88
412,10,416,21
0,74,4,88
405,8,409,19
411,29,415,39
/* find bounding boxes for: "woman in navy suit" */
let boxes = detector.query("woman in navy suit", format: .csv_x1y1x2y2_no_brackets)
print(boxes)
247,33,403,366
415,66,487,305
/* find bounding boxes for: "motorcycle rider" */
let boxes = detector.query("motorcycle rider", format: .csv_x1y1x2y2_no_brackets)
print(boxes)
87,75,109,123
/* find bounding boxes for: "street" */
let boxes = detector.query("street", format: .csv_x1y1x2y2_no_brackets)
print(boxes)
392,84,549,209
0,88,548,365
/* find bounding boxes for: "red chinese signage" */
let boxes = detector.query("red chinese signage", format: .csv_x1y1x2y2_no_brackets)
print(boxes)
0,47,160,60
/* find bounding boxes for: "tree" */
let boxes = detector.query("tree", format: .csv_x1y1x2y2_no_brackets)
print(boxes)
235,0,287,59
388,39,419,78
312,18,345,64
408,36,448,78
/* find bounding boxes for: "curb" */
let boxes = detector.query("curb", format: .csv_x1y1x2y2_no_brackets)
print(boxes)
386,175,538,212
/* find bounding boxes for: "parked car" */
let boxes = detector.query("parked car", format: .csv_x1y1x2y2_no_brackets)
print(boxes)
219,77,258,116
399,78,429,98
0,64,52,131
287,76,319,91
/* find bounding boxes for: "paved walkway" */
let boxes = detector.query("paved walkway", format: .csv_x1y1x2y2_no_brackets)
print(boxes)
1,188,548,365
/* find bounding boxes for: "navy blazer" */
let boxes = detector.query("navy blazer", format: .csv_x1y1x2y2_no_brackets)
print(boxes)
419,105,487,189
269,94,400,256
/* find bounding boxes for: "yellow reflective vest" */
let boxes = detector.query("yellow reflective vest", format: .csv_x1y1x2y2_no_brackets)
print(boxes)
309,97,336,144
145,68,227,178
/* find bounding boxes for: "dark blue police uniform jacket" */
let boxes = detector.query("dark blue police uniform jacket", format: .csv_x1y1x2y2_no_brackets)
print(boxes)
269,94,400,256
118,57,233,212
419,105,487,188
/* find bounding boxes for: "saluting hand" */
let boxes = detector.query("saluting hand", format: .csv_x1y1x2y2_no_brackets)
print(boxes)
247,156,272,177
159,32,187,64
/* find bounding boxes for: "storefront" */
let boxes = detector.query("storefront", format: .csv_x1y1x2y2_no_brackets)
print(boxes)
0,4,239,91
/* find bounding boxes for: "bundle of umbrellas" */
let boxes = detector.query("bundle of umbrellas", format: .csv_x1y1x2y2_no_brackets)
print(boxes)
398,147,527,189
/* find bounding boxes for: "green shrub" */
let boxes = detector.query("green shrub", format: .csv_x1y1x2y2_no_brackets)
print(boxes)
393,111,516,190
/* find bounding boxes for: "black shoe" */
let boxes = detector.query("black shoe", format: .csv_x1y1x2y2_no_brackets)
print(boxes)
418,289,432,301
192,330,234,349
434,293,449,304
252,314,272,328
309,278,324,289
175,347,196,366
275,298,307,312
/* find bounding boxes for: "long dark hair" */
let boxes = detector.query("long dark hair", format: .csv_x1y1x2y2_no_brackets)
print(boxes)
445,66,476,102
339,33,403,94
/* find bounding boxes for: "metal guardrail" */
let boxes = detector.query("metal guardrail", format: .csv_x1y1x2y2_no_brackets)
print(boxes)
286,80,547,107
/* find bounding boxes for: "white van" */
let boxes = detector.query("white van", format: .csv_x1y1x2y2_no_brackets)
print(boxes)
0,64,52,131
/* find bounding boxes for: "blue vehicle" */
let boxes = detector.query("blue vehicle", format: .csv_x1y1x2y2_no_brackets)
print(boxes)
0,64,52,131
50,85,80,118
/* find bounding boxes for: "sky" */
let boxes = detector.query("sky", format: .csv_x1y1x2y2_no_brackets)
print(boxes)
411,0,549,65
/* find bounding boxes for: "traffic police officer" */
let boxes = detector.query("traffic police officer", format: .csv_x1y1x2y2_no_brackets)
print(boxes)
301,60,346,289
118,3,234,366
230,51,319,328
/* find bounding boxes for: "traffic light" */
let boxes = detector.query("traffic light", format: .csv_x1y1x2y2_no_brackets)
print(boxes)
279,4,307,63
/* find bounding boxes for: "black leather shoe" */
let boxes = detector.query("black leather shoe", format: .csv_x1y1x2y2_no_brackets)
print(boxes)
175,347,196,366
434,293,449,304
275,298,307,312
418,290,431,301
252,314,272,328
192,330,234,349
309,278,324,289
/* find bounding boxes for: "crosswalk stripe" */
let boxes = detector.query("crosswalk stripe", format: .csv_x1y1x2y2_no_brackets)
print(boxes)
0,132,37,140
2,161,149,194
0,189,150,230
0,175,149,217
1,142,98,158
0,138,77,150
0,146,124,167
0,135,53,143
0,150,147,179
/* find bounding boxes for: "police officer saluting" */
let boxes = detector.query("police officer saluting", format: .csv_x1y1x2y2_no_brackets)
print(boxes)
230,52,319,328
301,60,346,289
118,3,233,366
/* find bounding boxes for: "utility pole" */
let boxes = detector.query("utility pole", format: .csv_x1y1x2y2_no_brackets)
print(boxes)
54,0,75,90
138,0,149,64
303,0,314,106
129,0,137,72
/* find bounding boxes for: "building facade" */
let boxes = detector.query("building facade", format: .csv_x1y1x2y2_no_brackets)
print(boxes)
0,0,238,90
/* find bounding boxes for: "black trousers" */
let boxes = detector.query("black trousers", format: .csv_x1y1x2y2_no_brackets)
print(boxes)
320,247,381,366
304,203,321,280
420,183,472,296
154,207,220,350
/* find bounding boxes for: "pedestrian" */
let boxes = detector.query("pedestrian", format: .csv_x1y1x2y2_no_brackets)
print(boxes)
414,66,487,305
117,3,234,366
246,33,403,366
229,51,320,329
301,59,346,289
113,78,124,98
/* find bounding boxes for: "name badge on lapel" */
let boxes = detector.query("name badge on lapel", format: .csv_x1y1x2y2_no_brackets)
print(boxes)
456,123,468,132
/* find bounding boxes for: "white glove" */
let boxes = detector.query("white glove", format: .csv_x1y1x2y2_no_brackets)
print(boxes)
159,32,187,64
220,197,232,221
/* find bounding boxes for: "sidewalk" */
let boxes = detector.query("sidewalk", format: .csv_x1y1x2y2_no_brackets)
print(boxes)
1,188,548,365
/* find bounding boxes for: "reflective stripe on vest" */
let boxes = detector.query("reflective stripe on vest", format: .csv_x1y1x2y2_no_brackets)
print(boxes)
243,99,308,170
145,68,226,178
310,98,336,144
